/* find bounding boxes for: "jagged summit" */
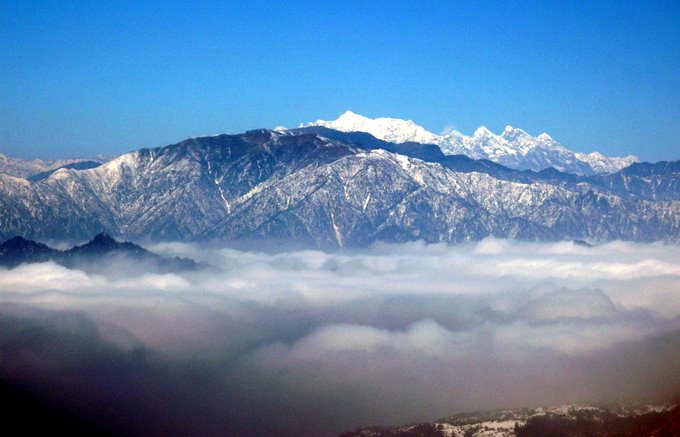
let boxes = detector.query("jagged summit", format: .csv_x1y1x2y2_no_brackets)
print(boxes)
473,126,495,137
92,232,115,243
501,125,532,139
87,232,121,247
67,233,149,258
78,233,119,251
304,111,638,174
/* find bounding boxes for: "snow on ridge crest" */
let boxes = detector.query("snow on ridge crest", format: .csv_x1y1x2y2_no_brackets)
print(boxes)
304,111,639,175
302,110,439,146
473,126,495,137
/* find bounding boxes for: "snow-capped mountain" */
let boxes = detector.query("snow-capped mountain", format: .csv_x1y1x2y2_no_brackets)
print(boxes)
0,127,677,247
0,153,105,179
303,111,638,175
574,151,638,174
305,110,440,145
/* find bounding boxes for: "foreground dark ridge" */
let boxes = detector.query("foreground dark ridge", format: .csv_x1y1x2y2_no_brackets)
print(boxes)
0,233,198,271
0,128,678,247
339,403,680,437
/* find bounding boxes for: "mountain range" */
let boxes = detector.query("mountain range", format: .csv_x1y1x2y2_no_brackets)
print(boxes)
0,122,678,247
304,111,638,175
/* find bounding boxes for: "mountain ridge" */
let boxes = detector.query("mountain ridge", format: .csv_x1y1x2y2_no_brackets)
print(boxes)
0,154,106,179
303,111,638,175
0,233,199,271
0,127,677,247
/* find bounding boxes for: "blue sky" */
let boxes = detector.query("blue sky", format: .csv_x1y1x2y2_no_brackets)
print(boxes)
1,0,679,161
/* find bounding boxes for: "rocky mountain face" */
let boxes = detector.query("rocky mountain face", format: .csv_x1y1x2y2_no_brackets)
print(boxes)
304,111,638,175
0,128,677,247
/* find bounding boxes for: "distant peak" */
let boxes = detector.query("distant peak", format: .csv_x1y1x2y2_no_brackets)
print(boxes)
502,125,529,134
474,126,494,137
303,111,439,145
501,125,532,140
244,128,272,136
68,232,141,256
336,110,369,122
301,113,634,174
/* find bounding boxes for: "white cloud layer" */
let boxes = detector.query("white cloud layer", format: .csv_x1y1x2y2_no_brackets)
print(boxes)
1,238,680,436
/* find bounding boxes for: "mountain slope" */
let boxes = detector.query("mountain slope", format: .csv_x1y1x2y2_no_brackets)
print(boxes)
304,111,638,175
0,128,677,247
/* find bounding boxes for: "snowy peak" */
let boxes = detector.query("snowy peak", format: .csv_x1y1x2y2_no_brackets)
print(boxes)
335,110,371,124
501,126,533,141
303,111,638,175
575,151,639,174
302,110,439,145
473,126,496,138
501,125,521,136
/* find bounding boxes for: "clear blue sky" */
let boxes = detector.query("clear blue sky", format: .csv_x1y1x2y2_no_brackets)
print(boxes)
1,0,679,161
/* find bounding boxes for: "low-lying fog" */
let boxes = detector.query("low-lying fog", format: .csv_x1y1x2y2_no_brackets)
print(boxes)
1,238,680,436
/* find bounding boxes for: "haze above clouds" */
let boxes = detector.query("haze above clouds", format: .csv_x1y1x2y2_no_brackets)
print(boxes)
1,239,680,436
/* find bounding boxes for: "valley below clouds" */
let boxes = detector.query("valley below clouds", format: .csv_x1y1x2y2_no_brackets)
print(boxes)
1,239,680,436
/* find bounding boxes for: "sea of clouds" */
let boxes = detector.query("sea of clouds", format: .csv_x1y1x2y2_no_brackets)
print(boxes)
1,238,680,436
